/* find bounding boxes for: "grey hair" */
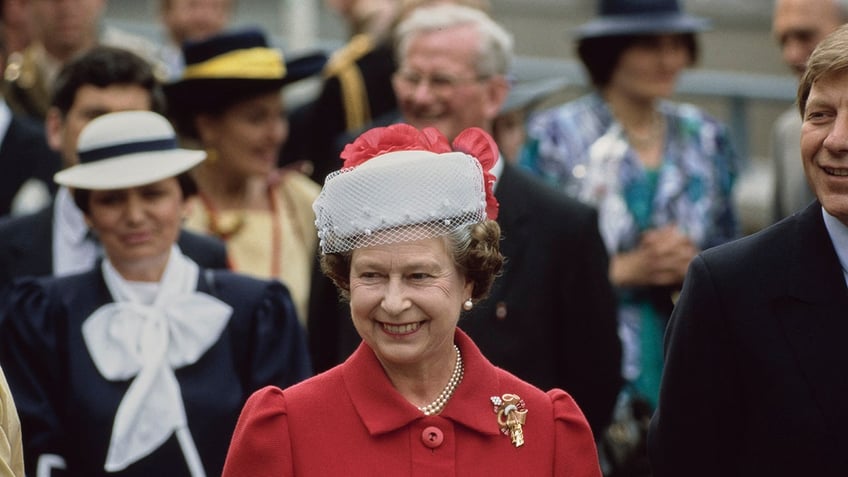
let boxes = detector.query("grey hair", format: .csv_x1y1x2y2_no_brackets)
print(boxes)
394,3,514,78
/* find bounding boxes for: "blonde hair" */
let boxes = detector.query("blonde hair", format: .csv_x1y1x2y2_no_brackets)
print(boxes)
798,23,848,117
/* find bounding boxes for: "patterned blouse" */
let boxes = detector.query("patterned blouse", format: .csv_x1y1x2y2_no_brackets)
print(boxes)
520,93,740,405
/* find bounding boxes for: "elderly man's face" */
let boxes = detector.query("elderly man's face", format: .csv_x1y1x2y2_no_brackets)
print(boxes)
392,24,506,141
801,70,848,224
772,0,844,76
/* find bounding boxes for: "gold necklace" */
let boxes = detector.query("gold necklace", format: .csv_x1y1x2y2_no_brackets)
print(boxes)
418,344,463,416
626,111,666,149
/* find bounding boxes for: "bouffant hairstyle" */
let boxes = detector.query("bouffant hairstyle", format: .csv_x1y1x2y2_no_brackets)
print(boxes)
320,220,504,303
577,33,698,89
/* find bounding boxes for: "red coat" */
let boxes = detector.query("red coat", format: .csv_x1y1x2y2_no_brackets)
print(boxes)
223,330,601,476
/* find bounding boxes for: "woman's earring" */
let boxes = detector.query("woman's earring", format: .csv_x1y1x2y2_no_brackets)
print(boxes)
463,298,474,311
205,148,218,163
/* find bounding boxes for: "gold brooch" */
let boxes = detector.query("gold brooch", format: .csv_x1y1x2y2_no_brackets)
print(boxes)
490,393,527,448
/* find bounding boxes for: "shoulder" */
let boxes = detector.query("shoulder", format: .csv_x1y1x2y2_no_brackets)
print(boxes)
501,165,596,222
280,364,344,404
0,271,94,323
0,205,49,231
276,168,321,207
204,269,292,302
528,94,602,130
0,207,51,257
491,368,594,435
275,169,322,198
663,101,729,135
694,212,800,282
177,229,228,268
322,34,376,78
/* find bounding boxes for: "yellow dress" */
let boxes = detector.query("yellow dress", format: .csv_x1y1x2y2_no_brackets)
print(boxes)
184,170,320,327
0,365,24,477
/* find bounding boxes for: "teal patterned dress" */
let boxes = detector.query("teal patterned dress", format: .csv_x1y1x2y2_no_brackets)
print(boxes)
520,93,739,407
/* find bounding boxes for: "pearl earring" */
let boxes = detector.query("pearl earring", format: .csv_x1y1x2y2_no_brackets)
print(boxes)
463,298,473,311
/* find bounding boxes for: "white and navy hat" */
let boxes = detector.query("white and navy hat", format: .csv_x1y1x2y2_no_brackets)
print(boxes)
54,110,206,190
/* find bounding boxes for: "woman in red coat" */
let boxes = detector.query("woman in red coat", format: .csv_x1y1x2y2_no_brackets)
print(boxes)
222,124,601,476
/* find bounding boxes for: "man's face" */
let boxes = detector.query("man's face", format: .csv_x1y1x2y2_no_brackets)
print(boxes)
29,0,106,60
392,24,507,141
162,0,232,44
801,70,848,224
773,0,844,76
46,84,152,168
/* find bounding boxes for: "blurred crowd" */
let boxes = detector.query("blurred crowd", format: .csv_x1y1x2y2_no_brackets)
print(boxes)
0,0,843,476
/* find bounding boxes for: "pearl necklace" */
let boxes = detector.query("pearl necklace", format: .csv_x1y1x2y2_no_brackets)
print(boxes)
418,345,463,416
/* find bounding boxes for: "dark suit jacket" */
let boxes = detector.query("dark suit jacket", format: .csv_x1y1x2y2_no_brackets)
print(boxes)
648,201,848,476
460,163,621,436
0,114,61,216
311,163,622,436
0,204,229,289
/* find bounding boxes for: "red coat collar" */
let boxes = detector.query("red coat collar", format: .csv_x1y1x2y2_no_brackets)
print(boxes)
341,329,504,437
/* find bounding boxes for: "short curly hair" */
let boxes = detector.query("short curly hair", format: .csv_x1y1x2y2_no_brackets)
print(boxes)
321,220,503,302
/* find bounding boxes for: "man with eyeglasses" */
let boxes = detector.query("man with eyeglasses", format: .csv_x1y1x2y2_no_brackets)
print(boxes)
319,3,623,441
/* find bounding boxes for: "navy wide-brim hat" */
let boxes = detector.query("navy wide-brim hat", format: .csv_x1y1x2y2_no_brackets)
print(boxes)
163,28,326,113
575,0,711,39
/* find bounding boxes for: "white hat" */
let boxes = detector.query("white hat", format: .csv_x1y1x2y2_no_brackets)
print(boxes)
54,110,206,190
313,124,499,255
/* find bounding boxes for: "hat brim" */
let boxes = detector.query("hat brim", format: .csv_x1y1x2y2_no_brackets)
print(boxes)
54,150,206,190
163,52,327,113
575,12,711,39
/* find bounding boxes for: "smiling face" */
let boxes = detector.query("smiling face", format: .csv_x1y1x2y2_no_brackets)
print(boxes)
196,90,288,178
801,69,848,224
393,24,507,141
348,236,472,369
606,34,691,102
85,178,187,281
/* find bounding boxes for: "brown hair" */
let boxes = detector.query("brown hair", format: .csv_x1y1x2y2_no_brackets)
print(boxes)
320,220,504,302
798,23,848,117
577,33,698,89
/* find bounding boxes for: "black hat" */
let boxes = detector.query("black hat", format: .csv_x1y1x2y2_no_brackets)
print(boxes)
575,0,710,39
163,27,326,113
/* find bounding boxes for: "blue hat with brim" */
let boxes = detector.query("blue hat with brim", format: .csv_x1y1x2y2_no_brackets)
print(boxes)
575,0,711,39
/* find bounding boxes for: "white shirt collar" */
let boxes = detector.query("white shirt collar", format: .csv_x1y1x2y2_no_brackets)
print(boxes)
54,186,90,243
821,206,848,286
0,99,12,142
491,154,505,192
52,187,100,276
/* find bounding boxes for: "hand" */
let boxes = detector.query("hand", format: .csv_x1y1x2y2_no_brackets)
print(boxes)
610,225,699,287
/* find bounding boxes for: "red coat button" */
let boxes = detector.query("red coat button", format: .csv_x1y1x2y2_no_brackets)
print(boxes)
421,426,444,448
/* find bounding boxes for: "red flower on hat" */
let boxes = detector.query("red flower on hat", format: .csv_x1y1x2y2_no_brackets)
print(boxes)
340,123,450,168
340,123,500,220
452,127,499,220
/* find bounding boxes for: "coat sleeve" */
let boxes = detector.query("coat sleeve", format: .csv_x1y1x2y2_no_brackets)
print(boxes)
549,389,603,477
245,279,314,391
647,255,740,476
222,386,293,477
0,279,68,475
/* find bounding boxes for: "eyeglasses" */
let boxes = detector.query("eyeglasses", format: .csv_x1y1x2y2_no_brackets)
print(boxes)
393,70,489,96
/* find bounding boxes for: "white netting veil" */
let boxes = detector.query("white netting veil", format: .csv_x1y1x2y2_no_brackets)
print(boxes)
313,150,488,254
